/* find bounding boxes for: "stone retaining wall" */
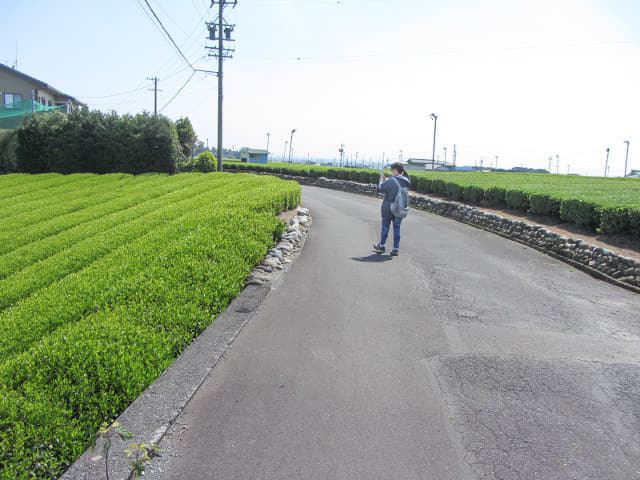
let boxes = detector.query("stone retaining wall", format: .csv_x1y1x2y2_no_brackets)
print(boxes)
249,170,640,294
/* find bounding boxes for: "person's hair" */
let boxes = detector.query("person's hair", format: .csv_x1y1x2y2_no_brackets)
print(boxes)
389,161,409,178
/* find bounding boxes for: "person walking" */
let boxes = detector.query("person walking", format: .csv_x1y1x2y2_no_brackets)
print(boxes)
373,162,411,256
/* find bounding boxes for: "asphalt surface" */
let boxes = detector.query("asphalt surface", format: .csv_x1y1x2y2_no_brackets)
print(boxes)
145,186,640,480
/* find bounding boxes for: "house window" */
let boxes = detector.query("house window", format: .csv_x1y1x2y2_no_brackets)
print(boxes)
3,93,23,107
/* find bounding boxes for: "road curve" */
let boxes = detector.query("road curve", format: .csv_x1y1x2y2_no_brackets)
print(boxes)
148,186,640,480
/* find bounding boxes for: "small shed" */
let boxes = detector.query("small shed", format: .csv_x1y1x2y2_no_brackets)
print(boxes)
240,148,268,164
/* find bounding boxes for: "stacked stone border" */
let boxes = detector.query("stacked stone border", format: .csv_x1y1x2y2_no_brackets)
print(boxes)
233,169,640,295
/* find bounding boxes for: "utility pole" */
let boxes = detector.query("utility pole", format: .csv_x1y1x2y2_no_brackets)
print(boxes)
604,148,610,177
430,113,438,170
339,144,344,167
147,77,158,115
288,129,296,163
266,132,270,160
624,140,630,177
443,146,447,165
206,1,237,172
453,144,457,168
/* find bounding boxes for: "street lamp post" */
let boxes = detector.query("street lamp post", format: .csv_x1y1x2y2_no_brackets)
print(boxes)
266,133,270,160
624,140,630,177
605,148,610,177
288,129,296,163
430,113,438,171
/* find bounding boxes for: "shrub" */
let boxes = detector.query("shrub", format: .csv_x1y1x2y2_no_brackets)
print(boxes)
0,129,18,173
15,110,179,174
599,207,631,235
483,186,506,206
431,179,446,195
175,117,197,158
347,170,359,181
560,199,601,230
445,182,464,201
416,178,432,194
529,194,561,217
327,168,340,178
462,185,484,205
628,210,640,239
190,151,217,173
505,189,529,211
309,168,324,179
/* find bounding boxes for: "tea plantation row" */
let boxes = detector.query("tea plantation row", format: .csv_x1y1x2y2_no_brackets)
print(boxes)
0,173,300,479
226,161,640,238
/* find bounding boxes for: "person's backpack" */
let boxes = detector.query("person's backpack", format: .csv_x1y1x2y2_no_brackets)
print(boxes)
390,177,410,218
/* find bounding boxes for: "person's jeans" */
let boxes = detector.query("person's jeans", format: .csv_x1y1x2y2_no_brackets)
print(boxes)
380,215,403,250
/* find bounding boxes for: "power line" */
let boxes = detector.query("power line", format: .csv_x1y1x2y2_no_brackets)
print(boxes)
81,85,148,99
159,71,196,112
140,0,195,71
135,0,218,113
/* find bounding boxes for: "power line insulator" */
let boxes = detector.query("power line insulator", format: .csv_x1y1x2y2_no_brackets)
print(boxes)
207,23,217,40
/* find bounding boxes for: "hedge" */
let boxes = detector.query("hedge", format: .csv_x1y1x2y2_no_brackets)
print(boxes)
223,162,640,238
15,110,179,174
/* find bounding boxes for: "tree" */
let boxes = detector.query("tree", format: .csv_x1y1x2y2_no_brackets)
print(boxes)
175,117,197,159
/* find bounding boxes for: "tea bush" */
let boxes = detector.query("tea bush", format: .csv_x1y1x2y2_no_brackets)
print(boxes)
0,173,300,479
224,162,640,237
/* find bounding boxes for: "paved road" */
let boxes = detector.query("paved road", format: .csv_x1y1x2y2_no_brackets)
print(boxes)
148,186,640,480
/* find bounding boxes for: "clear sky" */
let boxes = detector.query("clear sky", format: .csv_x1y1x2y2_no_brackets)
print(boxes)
2,0,639,175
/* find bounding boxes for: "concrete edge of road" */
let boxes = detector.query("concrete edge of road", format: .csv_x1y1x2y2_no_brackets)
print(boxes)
61,208,312,480
60,282,273,480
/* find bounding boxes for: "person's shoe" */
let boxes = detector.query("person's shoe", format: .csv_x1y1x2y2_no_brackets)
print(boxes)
391,249,399,256
373,243,385,253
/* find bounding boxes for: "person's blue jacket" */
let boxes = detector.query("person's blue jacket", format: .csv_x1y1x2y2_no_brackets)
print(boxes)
377,174,410,217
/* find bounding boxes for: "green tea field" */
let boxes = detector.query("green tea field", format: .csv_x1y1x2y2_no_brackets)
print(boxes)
0,172,300,479
226,162,640,237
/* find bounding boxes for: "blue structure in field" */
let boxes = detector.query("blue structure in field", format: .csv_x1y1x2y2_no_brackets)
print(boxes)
240,147,269,164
